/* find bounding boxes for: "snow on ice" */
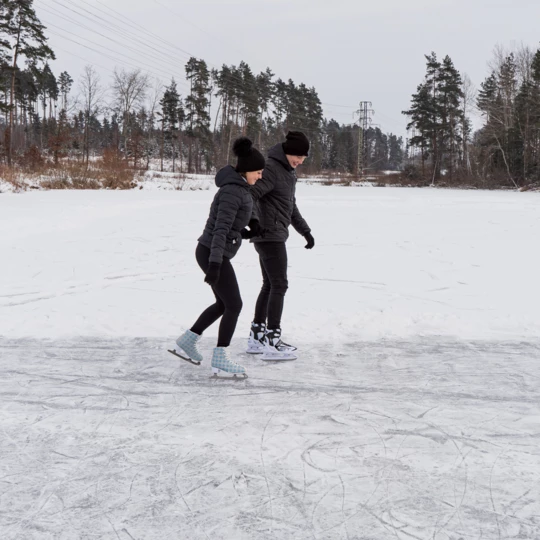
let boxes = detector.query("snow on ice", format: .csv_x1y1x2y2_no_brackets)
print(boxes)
1,185,539,539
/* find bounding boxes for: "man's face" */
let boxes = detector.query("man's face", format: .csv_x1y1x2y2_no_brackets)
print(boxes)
286,155,307,169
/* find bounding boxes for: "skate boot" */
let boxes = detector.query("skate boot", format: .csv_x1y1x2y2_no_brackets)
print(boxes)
168,330,203,365
246,322,267,354
261,328,298,361
211,347,248,379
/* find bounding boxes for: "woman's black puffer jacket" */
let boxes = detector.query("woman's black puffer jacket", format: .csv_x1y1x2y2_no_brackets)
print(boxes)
198,165,253,264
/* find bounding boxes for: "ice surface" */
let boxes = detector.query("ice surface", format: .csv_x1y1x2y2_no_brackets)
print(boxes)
1,186,540,538
1,337,539,539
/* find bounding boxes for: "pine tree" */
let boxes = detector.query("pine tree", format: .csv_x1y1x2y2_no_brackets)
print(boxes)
403,82,433,177
1,0,55,165
388,134,404,171
404,53,466,182
159,79,184,173
185,57,211,173
438,55,464,180
238,61,259,140
256,68,274,147
58,71,73,112
50,107,69,164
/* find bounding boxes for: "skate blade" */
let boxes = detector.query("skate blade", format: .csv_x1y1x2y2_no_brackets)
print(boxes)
246,346,265,354
167,348,201,366
261,353,297,362
210,368,248,380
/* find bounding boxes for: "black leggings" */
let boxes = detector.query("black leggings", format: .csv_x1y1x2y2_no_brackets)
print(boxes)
253,242,288,329
190,243,242,347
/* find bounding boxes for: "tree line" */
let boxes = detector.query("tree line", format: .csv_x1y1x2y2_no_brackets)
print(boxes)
3,0,539,187
0,0,402,177
404,46,540,187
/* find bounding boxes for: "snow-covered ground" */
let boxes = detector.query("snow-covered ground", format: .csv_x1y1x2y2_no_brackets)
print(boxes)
1,186,540,539
2,185,539,341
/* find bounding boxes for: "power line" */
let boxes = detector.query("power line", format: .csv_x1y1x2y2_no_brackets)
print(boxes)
38,0,190,90
43,0,357,124
149,0,356,110
151,0,249,60
55,0,194,73
80,0,352,116
43,22,185,85
45,27,178,86
35,0,360,133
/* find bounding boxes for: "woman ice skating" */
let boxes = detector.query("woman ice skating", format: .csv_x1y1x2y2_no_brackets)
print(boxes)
169,137,265,379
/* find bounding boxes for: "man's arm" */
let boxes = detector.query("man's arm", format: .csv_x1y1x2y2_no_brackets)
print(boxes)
291,196,311,236
248,167,276,222
250,168,276,202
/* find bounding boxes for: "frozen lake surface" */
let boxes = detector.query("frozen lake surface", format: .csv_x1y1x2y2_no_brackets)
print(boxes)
1,186,540,538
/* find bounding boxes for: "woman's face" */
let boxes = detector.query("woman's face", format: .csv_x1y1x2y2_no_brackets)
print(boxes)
245,170,263,185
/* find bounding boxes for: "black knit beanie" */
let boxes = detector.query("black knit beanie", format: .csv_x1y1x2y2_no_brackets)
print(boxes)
282,131,310,157
233,137,265,173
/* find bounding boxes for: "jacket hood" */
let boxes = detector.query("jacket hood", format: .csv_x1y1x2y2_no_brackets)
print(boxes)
267,143,293,171
215,165,249,188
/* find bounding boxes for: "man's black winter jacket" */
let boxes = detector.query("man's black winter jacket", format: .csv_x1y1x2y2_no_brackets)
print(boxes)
250,143,311,243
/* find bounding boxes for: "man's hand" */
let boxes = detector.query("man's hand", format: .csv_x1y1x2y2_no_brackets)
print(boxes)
304,232,315,250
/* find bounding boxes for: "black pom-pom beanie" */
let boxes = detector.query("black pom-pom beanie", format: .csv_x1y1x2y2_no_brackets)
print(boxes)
233,137,265,173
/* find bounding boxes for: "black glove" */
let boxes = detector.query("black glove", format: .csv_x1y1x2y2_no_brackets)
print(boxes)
204,262,221,286
248,219,262,237
241,219,264,239
304,232,315,250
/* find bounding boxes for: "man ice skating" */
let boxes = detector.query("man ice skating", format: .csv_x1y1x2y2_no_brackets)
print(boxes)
246,131,314,361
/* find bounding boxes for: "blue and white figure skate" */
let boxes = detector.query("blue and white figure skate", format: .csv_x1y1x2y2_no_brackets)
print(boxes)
246,322,267,354
211,347,248,379
261,328,297,361
168,330,203,366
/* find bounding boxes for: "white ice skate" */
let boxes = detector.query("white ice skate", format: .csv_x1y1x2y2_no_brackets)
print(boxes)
168,330,203,366
261,328,298,361
211,347,248,380
246,322,267,354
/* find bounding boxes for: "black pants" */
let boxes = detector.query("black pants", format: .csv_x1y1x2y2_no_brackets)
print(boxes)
190,243,242,347
253,242,288,329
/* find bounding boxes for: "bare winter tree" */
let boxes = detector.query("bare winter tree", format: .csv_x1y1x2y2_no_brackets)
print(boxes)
461,73,476,174
79,65,104,166
112,68,150,157
515,43,535,85
145,79,163,170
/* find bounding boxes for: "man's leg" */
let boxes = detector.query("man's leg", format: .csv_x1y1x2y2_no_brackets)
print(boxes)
256,242,297,359
253,243,272,325
256,242,288,330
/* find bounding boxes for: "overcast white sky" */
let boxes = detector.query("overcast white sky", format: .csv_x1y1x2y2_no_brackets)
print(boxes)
35,0,540,137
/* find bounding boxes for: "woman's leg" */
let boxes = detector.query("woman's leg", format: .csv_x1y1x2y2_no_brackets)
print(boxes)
214,257,243,347
190,244,242,346
190,244,225,335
